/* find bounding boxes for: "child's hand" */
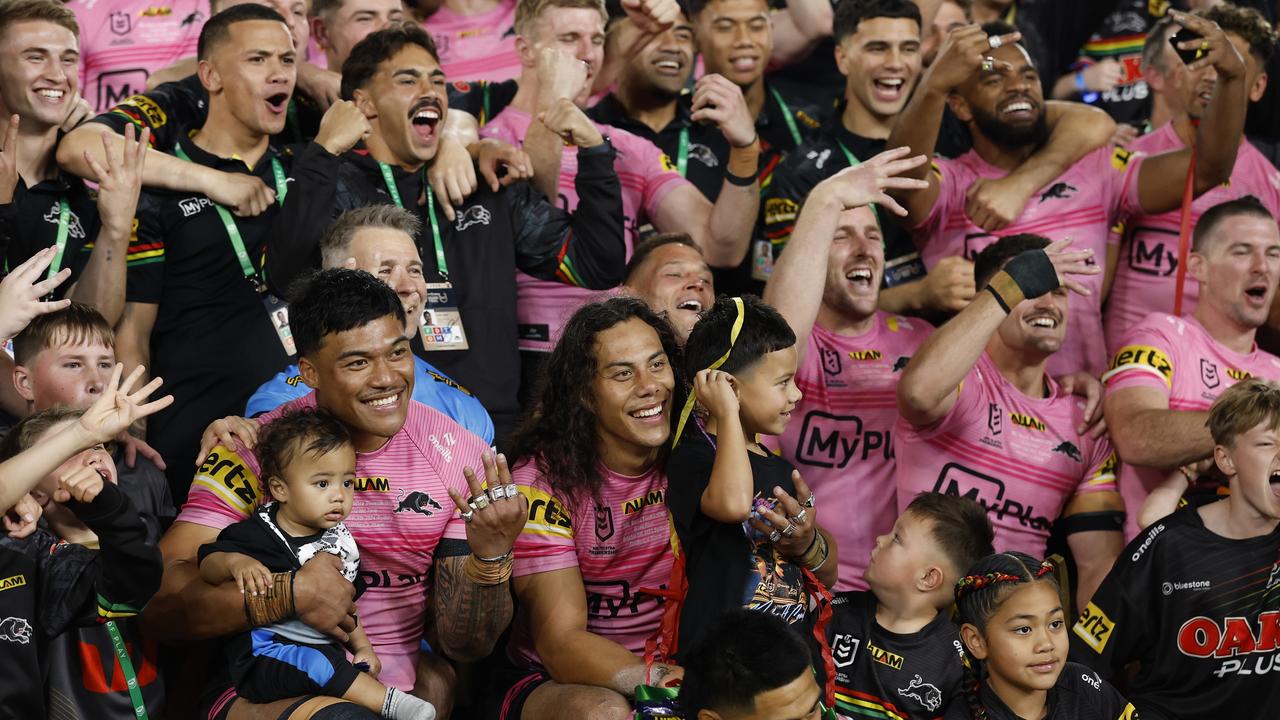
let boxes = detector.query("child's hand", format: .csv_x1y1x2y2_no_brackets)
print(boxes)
352,646,381,677
53,465,105,504
77,364,174,445
3,494,42,538
748,470,818,557
695,368,738,421
227,554,274,597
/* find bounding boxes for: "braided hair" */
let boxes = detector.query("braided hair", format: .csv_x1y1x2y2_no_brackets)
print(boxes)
952,552,1059,720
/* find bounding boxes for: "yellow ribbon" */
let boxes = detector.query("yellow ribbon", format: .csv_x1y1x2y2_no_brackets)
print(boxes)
672,297,745,448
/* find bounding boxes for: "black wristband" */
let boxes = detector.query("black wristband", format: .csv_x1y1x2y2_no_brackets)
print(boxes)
1002,248,1060,300
725,171,756,187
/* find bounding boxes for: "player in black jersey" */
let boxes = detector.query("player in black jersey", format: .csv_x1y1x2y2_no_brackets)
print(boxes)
829,493,994,720
266,24,625,440
1070,378,1280,719
950,552,1136,720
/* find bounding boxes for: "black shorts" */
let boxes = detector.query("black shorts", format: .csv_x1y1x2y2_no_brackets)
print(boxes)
480,656,551,720
231,630,363,704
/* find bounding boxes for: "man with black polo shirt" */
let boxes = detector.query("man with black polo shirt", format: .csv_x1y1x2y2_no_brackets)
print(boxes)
0,0,147,324
266,24,626,440
115,4,304,501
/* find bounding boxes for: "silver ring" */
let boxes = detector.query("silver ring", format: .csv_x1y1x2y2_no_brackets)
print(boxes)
486,485,508,502
987,35,1002,49
981,57,995,72
769,530,782,543
789,509,807,525
781,522,797,538
461,510,474,523
469,494,491,511
803,494,816,509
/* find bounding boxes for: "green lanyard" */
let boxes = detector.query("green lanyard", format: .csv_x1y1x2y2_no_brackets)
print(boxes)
676,127,689,177
377,162,449,277
173,144,287,287
768,85,803,147
104,620,149,720
47,197,70,279
835,140,883,229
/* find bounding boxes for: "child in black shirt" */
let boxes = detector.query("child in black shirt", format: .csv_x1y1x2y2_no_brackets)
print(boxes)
198,409,435,720
829,493,995,720
667,295,838,654
949,552,1135,720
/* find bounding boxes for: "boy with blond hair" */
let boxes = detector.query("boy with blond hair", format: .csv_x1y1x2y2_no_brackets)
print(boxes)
1071,379,1280,717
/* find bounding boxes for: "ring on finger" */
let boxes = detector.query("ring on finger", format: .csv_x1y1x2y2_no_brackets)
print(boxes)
781,522,797,538
803,494,816,509
461,510,475,523
768,530,782,543
981,57,995,72
789,509,807,525
987,35,1002,49
469,494,491,511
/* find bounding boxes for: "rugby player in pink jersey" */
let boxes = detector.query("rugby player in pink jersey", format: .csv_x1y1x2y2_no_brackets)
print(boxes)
1104,198,1280,541
763,147,937,592
896,235,1124,610
1104,6,1280,350
488,297,682,720
146,270,528,720
888,13,1249,377
419,0,522,82
480,0,759,355
620,233,715,344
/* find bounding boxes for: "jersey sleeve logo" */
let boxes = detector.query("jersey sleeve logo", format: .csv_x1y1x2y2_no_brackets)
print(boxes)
1111,147,1133,171
117,94,167,128
1073,602,1116,654
193,446,262,517
520,486,573,538
764,198,798,225
659,153,677,173
1103,344,1173,387
1088,452,1119,487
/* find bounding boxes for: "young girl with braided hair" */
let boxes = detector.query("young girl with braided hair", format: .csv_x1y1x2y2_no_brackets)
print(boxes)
945,552,1136,720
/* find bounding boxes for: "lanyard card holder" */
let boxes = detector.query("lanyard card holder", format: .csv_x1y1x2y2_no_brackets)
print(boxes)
420,282,469,351
262,293,296,356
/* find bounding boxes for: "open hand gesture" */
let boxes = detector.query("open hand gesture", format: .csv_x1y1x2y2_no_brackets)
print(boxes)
77,364,174,446
87,123,149,238
0,245,72,340
446,451,528,559
816,146,930,216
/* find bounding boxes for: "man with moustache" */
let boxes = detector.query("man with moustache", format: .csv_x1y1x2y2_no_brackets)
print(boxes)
888,14,1248,377
265,24,627,440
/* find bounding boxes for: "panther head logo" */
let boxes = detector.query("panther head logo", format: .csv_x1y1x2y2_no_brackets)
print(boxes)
0,616,32,645
455,205,492,231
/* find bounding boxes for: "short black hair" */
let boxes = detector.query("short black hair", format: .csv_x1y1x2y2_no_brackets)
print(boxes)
258,408,354,485
686,0,765,18
833,0,922,44
1192,196,1276,253
624,233,702,285
973,234,1050,290
684,295,795,377
341,24,440,100
287,268,407,358
1202,3,1277,65
198,4,287,60
905,492,995,576
680,610,815,716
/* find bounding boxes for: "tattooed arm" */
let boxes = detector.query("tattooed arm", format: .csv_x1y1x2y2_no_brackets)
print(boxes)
431,539,515,662
433,451,528,662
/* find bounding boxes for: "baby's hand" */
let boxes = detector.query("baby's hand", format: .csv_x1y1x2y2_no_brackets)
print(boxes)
228,555,274,596
352,646,381,677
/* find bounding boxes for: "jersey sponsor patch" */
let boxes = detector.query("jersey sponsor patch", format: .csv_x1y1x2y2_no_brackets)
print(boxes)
193,445,262,517
622,489,664,515
659,153,678,173
0,574,26,593
1111,146,1134,171
1087,452,1119,488
1103,344,1173,387
520,485,573,537
117,94,168,128
764,197,798,225
1074,602,1116,654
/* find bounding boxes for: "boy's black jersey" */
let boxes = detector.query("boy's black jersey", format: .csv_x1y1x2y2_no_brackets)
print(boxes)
1069,505,1280,719
827,591,963,720
264,141,625,437
0,482,162,719
944,662,1136,720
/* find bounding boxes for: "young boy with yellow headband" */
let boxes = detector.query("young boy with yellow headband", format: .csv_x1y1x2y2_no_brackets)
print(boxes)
666,295,838,656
